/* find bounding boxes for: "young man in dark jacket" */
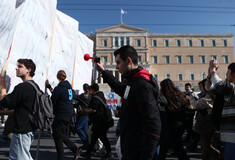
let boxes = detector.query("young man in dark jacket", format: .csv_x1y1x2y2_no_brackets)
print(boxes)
96,45,161,160
0,59,36,160
82,83,112,159
73,83,90,149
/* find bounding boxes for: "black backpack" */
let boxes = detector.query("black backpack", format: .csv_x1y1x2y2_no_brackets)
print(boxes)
93,95,114,128
73,94,89,113
26,81,54,130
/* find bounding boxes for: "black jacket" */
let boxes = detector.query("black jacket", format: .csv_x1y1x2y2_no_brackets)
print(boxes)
51,80,74,117
102,66,161,160
89,91,107,131
0,80,36,134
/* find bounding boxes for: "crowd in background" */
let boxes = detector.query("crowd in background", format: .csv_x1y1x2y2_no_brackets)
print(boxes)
0,45,235,160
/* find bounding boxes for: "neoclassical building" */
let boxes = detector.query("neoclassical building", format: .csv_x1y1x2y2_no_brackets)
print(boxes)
87,23,234,91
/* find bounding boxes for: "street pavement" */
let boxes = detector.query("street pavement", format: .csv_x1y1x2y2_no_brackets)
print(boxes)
0,121,202,160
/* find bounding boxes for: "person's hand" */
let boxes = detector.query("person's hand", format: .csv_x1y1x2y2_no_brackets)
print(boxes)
85,108,96,113
209,59,219,73
0,76,6,90
45,79,49,86
95,60,105,72
113,109,119,117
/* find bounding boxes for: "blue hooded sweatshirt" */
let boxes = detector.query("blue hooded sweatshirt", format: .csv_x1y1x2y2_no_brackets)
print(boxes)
51,80,75,117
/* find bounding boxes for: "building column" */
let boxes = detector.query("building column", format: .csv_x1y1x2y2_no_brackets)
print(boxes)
112,54,116,64
112,37,115,47
146,51,148,63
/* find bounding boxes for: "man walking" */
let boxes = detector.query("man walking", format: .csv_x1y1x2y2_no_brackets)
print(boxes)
0,59,37,160
74,83,90,149
82,83,112,159
96,45,161,160
207,60,235,160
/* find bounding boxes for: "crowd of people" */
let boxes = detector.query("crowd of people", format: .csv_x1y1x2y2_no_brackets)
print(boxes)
0,45,234,160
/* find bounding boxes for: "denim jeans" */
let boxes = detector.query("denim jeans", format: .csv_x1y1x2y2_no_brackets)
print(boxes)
223,142,235,160
9,132,34,160
76,115,89,144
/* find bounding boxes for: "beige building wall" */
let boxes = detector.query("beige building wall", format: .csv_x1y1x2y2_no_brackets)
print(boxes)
87,24,234,92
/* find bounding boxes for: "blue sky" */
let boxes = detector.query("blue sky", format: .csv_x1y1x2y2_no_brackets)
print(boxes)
57,0,235,35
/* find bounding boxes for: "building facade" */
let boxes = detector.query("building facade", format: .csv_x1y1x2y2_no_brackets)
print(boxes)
87,23,234,92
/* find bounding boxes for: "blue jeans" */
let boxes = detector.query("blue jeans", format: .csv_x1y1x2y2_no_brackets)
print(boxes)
223,142,235,160
76,115,89,144
9,132,34,160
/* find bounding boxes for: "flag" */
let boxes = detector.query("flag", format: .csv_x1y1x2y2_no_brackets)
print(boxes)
121,9,127,15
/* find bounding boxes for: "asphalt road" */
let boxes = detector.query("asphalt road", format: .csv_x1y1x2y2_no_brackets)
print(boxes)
0,121,202,160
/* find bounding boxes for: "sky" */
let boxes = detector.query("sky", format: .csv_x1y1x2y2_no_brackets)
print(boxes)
57,0,235,35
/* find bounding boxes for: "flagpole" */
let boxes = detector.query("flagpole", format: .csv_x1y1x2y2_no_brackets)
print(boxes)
121,9,122,23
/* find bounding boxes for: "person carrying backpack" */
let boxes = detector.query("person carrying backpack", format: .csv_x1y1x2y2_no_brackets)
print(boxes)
73,83,90,150
0,59,37,160
45,70,81,160
81,83,112,159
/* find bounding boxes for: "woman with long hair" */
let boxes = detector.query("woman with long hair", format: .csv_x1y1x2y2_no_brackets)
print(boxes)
159,79,190,160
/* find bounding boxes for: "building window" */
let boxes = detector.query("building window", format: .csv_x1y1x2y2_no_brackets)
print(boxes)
200,40,204,47
190,74,194,81
126,37,130,45
188,40,193,47
102,39,107,47
189,56,194,64
115,37,118,47
200,56,206,64
212,40,216,47
136,39,141,46
138,55,142,62
223,55,229,63
176,39,181,47
164,39,169,47
152,39,157,47
165,56,170,64
223,40,227,47
177,56,182,64
102,56,108,63
154,74,158,81
166,74,170,79
211,55,217,60
178,74,183,81
202,72,206,79
153,56,158,64
120,37,124,46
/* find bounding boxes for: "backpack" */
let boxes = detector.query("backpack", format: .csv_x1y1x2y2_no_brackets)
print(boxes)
93,95,114,128
26,81,54,130
73,94,89,113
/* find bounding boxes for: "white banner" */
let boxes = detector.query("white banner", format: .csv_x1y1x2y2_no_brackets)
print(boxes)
47,10,78,88
0,0,26,75
0,0,57,92
0,1,93,93
72,31,93,92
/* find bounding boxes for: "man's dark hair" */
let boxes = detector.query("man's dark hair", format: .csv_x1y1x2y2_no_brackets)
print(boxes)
114,45,138,65
89,83,99,92
185,83,191,88
228,62,235,73
83,83,89,92
198,79,207,91
17,59,36,77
